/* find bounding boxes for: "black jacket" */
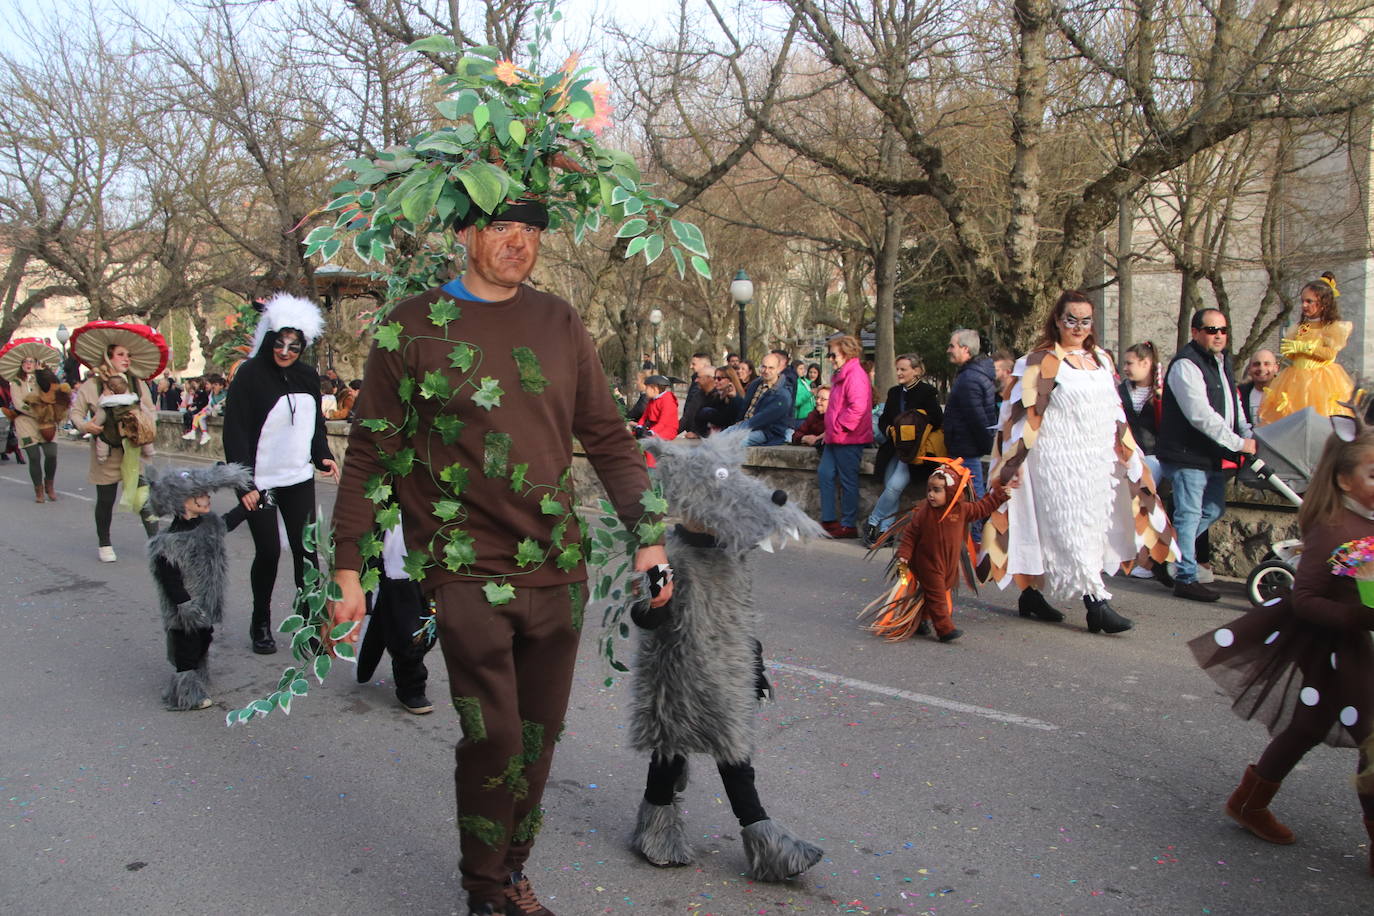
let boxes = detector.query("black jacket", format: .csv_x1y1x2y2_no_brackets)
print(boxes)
1157,340,1244,471
1117,380,1159,456
874,381,943,478
944,356,998,458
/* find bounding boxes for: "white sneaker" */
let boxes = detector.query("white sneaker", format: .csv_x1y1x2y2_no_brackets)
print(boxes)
181,431,196,440
97,546,117,563
1128,565,1154,579
1196,565,1215,584
199,431,211,445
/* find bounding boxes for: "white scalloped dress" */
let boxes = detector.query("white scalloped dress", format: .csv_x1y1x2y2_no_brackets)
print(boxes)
1002,357,1139,602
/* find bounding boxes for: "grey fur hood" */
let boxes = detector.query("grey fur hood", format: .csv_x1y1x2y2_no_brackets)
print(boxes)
147,463,254,518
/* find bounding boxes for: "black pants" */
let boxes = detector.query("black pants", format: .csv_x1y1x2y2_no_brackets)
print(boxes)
244,478,318,626
23,442,56,487
167,627,213,671
367,577,433,697
95,478,159,546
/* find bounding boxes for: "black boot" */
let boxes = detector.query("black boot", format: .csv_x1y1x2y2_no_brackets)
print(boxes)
1018,587,1065,622
250,609,277,654
1084,596,1133,634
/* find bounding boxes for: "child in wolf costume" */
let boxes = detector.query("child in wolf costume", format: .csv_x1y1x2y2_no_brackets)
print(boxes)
629,428,827,881
146,463,256,710
859,457,1013,643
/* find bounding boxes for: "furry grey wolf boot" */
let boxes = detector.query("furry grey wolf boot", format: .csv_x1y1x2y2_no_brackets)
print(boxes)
741,819,823,881
163,663,211,711
630,798,695,867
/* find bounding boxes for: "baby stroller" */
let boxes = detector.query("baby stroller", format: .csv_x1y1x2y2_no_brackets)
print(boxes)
1238,407,1331,606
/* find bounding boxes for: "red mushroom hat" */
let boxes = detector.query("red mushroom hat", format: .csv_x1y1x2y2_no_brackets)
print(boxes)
69,321,169,380
0,337,61,381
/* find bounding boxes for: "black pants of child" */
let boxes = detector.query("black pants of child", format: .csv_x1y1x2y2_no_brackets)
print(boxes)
163,626,213,709
368,577,432,699
243,479,318,632
431,579,582,910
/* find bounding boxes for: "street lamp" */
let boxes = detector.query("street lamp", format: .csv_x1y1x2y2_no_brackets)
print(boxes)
55,323,69,357
648,308,663,371
730,269,753,361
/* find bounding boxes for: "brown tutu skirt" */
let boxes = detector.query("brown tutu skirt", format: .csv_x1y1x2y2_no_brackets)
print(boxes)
1189,599,1374,749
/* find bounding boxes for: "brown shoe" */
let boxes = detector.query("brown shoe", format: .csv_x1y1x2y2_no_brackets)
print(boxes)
502,872,554,916
832,526,859,539
33,484,45,504
1174,580,1220,603
44,480,57,502
1225,765,1295,844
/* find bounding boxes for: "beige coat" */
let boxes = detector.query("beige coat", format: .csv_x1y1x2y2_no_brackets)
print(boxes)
69,373,156,485
9,374,42,446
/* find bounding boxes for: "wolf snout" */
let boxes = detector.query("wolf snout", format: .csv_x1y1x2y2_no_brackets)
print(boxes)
771,490,787,506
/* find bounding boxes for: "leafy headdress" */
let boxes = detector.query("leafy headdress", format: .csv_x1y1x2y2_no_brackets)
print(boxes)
302,0,709,301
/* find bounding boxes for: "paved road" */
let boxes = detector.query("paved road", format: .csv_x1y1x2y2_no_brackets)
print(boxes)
2,445,1369,915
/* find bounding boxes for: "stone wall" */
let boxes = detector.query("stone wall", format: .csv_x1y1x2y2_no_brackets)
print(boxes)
152,413,1285,577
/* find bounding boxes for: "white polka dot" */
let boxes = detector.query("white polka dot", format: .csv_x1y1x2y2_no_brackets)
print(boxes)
1264,631,1280,645
1330,653,1338,670
1340,707,1359,727
1263,597,1283,607
1213,628,1235,648
1300,687,1320,706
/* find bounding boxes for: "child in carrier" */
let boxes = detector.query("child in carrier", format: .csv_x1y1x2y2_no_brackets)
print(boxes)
93,372,155,463
860,457,1015,643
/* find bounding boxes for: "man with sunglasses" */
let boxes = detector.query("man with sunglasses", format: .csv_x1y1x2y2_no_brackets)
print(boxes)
1157,308,1256,602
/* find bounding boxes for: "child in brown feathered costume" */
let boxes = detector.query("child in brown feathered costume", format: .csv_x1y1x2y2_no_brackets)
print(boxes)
20,368,72,439
860,458,1014,643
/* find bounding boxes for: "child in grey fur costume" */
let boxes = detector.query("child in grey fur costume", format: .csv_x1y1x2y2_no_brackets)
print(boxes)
146,463,256,710
630,428,827,881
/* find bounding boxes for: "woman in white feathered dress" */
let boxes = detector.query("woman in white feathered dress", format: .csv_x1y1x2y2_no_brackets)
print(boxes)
983,291,1176,634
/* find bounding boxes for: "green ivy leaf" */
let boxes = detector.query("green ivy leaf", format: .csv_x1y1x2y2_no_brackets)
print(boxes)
439,462,470,494
443,531,477,571
279,615,305,634
539,493,566,516
380,447,415,476
313,654,332,684
429,299,462,327
670,246,686,278
483,582,516,606
448,344,475,371
360,418,395,434
509,462,530,493
398,375,416,402
636,520,666,544
420,369,454,401
473,377,504,411
690,255,712,280
407,34,461,54
640,488,669,515
290,678,310,697
513,538,544,568
364,475,393,504
402,549,431,581
456,160,509,214
358,567,381,594
376,503,401,531
358,531,383,560
334,642,357,660
555,542,582,572
624,236,648,258
616,218,648,238
374,322,404,352
433,499,463,521
670,219,710,257
434,413,465,445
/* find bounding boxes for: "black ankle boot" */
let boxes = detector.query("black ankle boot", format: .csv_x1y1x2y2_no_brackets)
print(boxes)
250,622,277,655
1084,596,1133,634
1018,587,1065,622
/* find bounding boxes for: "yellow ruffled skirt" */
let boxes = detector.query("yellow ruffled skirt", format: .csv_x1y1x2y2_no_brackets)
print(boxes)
1257,360,1354,425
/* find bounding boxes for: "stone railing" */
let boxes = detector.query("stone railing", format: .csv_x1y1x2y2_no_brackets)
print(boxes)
151,413,1287,578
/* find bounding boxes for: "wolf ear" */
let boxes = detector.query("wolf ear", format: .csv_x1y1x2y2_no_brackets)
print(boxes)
1333,384,1373,442
641,436,668,458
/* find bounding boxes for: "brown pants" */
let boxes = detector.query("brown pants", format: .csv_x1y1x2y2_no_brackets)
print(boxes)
432,579,584,908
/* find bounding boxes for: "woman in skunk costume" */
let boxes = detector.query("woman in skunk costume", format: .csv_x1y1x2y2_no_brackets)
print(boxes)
146,463,256,710
629,428,827,881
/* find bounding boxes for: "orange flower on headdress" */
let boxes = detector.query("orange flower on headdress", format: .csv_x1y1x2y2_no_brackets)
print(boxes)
579,81,613,135
493,59,522,86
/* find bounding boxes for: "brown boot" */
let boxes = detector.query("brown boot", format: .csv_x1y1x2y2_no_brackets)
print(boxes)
33,484,45,504
1364,818,1373,876
1225,764,1295,844
44,480,57,502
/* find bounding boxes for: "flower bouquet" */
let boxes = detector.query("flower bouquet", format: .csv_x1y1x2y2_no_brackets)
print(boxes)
300,0,708,301
1327,535,1374,607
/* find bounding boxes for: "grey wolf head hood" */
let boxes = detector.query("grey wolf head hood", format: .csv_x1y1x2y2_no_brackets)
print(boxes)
147,463,254,518
642,428,826,554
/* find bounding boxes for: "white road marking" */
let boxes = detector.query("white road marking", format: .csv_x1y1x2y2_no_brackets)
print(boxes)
0,473,94,501
768,660,1059,731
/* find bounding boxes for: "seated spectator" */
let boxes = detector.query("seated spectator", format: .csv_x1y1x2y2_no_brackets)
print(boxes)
696,367,746,436
320,378,338,416
182,374,226,446
633,375,679,440
328,378,356,420
680,364,717,438
791,385,829,448
181,378,208,433
729,352,792,446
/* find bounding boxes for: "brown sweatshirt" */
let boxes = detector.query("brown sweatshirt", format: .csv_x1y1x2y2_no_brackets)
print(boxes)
332,283,653,592
897,487,1010,592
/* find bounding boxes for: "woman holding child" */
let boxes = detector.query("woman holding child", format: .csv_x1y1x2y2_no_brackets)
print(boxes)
67,322,166,562
0,339,65,502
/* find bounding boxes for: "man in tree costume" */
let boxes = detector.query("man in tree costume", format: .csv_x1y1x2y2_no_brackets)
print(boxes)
329,202,671,915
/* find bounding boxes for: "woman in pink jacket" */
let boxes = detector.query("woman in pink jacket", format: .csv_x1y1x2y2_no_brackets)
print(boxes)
819,335,874,537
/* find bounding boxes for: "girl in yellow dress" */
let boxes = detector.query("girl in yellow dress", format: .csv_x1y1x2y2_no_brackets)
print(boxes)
1258,273,1354,425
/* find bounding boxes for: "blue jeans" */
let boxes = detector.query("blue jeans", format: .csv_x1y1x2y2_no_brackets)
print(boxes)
745,428,769,447
960,455,988,542
1161,463,1227,583
866,459,911,531
818,443,865,526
